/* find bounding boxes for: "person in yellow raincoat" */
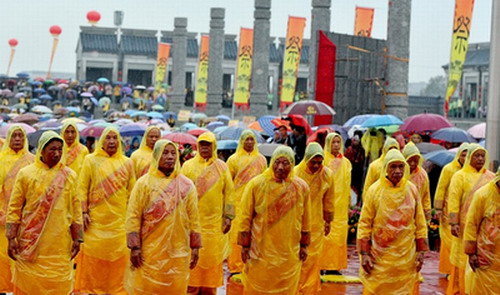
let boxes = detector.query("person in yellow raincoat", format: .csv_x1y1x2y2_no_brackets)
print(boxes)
295,142,334,294
402,142,431,221
361,128,384,163
130,126,161,178
434,143,469,275
74,126,136,294
238,145,311,295
357,149,428,295
6,131,83,295
125,139,202,294
363,137,399,196
181,132,234,295
60,121,89,175
463,168,500,295
321,132,352,274
447,144,494,295
0,125,34,293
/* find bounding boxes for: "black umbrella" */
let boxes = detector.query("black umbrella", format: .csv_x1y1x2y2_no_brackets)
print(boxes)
28,128,61,147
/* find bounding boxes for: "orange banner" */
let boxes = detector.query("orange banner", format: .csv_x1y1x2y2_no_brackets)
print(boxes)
354,7,375,37
155,43,171,91
195,35,210,109
234,28,254,109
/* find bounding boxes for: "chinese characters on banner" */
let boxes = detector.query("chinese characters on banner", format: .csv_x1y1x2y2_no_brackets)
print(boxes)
445,0,475,116
234,28,254,110
354,6,375,37
280,16,306,110
154,43,171,92
195,35,210,110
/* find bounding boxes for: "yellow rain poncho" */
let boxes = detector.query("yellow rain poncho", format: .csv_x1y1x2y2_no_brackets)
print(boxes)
402,142,431,221
125,140,202,294
361,128,384,162
226,130,267,274
447,144,494,295
294,142,334,294
321,132,352,271
60,122,89,175
0,125,34,293
357,149,428,295
181,132,234,288
239,145,311,295
363,137,399,196
130,126,161,178
6,131,82,295
434,143,469,275
74,127,136,294
463,168,500,295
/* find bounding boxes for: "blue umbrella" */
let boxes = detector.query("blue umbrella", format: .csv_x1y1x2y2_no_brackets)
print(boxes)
16,72,29,79
360,114,404,128
125,109,137,116
120,97,134,104
343,114,377,128
119,123,147,137
131,111,148,118
163,111,177,120
424,150,456,167
431,127,476,143
122,87,132,95
216,114,231,122
180,122,198,132
479,139,485,147
217,140,238,150
34,88,46,94
147,111,163,119
40,94,53,100
30,98,41,105
213,126,229,135
31,81,43,87
97,77,110,84
218,127,265,143
257,115,279,136
207,121,225,131
90,97,99,106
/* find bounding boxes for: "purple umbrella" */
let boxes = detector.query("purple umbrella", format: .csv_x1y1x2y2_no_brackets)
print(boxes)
81,92,93,98
400,113,453,133
122,87,132,95
119,123,147,137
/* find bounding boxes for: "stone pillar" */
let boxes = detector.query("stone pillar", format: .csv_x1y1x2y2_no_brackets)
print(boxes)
250,0,271,117
170,17,188,112
308,0,331,99
206,8,225,116
385,0,411,118
486,0,500,163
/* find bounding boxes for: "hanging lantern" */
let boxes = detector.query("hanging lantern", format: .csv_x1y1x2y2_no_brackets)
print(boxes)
87,10,101,26
47,26,62,79
6,39,18,76
8,38,18,48
49,25,62,38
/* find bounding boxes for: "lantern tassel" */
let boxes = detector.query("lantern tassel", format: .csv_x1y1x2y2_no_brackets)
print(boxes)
6,48,15,76
47,37,59,79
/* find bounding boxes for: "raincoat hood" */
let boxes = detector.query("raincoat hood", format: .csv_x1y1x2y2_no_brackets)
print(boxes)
262,145,295,182
194,131,218,163
402,141,423,167
60,121,81,148
382,149,410,187
36,130,65,168
149,139,181,179
0,125,29,155
382,137,400,155
94,126,125,158
296,142,324,174
235,129,259,157
495,167,500,185
453,142,470,167
325,132,344,154
139,126,161,152
463,143,489,173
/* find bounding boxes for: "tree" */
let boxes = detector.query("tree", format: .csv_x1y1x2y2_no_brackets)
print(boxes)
420,75,447,97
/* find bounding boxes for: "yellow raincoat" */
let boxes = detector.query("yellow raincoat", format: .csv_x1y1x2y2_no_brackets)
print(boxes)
0,125,34,293
447,144,494,295
227,130,267,273
321,132,352,271
6,131,82,295
294,142,334,294
239,145,311,295
363,137,399,196
60,122,89,175
434,143,469,275
357,149,428,295
402,142,431,221
130,126,161,178
181,132,234,288
125,140,202,294
361,128,384,162
463,169,500,295
74,127,136,294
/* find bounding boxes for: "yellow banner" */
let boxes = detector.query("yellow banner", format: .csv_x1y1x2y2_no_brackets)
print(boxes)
234,28,254,109
195,35,210,108
280,16,306,109
445,0,475,115
154,43,171,91
354,7,375,37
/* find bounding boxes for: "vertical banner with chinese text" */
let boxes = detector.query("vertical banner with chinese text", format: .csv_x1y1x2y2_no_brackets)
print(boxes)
155,43,171,91
234,28,254,110
195,35,210,109
354,7,375,37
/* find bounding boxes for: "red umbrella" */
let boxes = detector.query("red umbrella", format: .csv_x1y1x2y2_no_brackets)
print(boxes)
399,113,452,133
12,113,39,124
80,126,106,138
162,132,197,146
287,114,312,135
306,127,333,145
187,128,209,137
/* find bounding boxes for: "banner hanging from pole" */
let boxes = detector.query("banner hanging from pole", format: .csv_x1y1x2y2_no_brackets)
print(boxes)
195,35,210,110
354,6,375,37
233,28,254,110
314,31,337,126
154,43,171,92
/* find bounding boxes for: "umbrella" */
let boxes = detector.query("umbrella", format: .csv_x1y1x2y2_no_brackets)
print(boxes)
188,128,209,137
97,77,110,84
424,150,456,167
217,140,238,150
162,132,197,146
32,105,53,114
11,113,39,124
48,85,59,92
30,98,41,105
19,87,32,92
69,100,81,107
122,87,132,95
120,97,134,105
207,121,225,131
216,114,231,122
44,80,55,85
257,116,280,136
343,114,377,128
16,72,29,79
114,119,134,126
317,124,349,142
89,97,99,106
287,114,312,135
247,121,264,133
40,94,53,101
432,127,475,143
135,85,146,90
80,126,106,137
0,123,36,138
147,111,163,119
11,103,28,110
58,83,69,89
467,122,486,139
0,89,13,97
213,126,229,135
31,81,43,87
131,111,148,118
33,88,46,95
28,129,61,147
14,93,26,99
191,113,208,123
360,114,403,128
218,127,265,143
151,104,165,111
400,113,453,133
479,139,485,147
180,123,198,132
61,117,86,124
119,123,147,137
81,92,93,98
99,97,111,107
282,100,336,116
258,143,281,157
38,120,62,129
416,142,445,154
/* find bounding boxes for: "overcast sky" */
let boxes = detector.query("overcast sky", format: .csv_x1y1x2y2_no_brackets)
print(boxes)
0,0,492,83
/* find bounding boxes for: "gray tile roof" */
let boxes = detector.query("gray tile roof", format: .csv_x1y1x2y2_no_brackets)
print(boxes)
269,43,282,63
80,32,118,53
160,37,199,58
442,43,490,69
121,35,158,57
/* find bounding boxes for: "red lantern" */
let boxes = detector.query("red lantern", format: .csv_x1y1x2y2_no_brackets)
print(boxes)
49,25,62,37
87,10,101,26
8,38,18,48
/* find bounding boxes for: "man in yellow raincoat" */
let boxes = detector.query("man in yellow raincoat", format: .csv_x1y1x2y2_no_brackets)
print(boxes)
361,128,384,163
295,142,334,294
463,168,500,295
130,126,161,178
357,149,428,295
434,143,469,275
181,132,234,295
403,142,431,221
6,131,83,295
226,130,267,274
447,144,494,295
74,126,136,294
363,137,399,196
238,145,311,295
0,125,34,293
321,133,352,274
60,121,89,175
125,139,202,294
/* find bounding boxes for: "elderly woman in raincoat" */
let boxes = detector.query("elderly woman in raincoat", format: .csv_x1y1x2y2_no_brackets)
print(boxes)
363,137,399,196
357,149,428,295
125,140,202,294
226,130,267,274
0,125,34,293
60,121,89,175
294,142,334,294
181,132,234,295
74,126,136,295
6,131,83,295
130,126,161,178
447,144,494,295
238,145,311,295
463,168,500,295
